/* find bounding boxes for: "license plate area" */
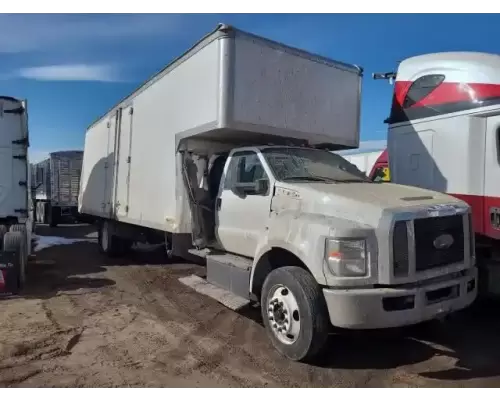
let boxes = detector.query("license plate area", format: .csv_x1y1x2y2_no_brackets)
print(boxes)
425,284,459,305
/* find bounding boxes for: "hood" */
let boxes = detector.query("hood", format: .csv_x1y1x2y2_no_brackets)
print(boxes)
274,181,466,228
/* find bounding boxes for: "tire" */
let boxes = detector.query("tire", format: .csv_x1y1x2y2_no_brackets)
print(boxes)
261,266,330,362
98,220,129,257
0,225,8,247
3,231,27,293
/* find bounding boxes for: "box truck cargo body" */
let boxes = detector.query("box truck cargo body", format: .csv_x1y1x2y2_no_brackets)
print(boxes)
79,24,362,234
80,25,477,362
31,150,83,226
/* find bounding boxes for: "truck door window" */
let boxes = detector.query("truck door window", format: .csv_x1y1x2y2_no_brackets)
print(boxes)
224,151,269,193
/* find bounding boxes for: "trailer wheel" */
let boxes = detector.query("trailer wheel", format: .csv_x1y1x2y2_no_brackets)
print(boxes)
3,231,27,291
261,266,330,362
98,220,128,257
0,225,8,246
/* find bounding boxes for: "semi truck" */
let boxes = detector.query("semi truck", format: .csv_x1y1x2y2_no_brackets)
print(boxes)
31,150,83,227
79,24,477,361
0,96,33,295
374,51,500,295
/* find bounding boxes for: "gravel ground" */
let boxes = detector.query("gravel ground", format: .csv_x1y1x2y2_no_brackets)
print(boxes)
1,224,500,387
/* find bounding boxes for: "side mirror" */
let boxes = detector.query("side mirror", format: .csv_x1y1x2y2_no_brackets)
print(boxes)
233,182,257,195
232,179,269,195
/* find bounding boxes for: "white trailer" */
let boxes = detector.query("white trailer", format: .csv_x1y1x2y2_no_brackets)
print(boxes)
0,96,32,295
80,25,477,361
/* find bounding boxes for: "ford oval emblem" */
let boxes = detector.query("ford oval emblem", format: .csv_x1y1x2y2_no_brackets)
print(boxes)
433,233,454,250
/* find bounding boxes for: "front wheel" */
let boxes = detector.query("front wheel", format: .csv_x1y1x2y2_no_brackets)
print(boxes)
261,266,330,362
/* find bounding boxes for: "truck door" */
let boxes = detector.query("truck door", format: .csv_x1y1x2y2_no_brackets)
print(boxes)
216,150,272,258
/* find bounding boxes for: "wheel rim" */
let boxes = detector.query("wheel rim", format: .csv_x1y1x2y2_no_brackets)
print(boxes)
267,284,301,345
101,223,109,251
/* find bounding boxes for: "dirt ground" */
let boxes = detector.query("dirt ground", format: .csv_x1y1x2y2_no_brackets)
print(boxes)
1,224,500,387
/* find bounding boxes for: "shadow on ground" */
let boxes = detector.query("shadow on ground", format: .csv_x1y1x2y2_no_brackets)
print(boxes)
239,296,500,381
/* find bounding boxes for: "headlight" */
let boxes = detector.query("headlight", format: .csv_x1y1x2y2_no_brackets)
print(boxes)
325,238,367,277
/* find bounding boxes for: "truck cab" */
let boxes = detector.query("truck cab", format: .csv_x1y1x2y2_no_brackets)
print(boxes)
376,52,500,295
183,141,477,361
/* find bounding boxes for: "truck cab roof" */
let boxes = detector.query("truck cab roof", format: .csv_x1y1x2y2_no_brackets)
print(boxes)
388,51,500,125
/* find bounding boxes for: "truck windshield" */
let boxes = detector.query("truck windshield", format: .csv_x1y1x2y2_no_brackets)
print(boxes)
261,147,370,183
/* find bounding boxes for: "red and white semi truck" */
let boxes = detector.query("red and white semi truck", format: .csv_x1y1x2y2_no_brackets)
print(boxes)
375,51,500,294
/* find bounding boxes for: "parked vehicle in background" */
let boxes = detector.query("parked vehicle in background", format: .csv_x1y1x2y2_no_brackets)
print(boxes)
79,24,477,361
375,51,500,296
0,96,32,295
31,150,83,227
336,149,390,182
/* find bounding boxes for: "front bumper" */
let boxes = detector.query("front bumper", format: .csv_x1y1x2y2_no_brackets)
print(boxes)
323,267,477,329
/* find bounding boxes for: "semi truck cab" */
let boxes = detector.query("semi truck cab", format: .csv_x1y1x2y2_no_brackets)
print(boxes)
375,52,500,295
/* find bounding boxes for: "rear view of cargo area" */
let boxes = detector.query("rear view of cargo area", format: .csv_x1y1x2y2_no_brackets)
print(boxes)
79,24,362,238
31,150,83,226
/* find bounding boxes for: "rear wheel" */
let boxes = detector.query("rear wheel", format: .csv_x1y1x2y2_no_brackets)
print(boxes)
261,266,330,362
98,220,131,257
3,231,27,293
0,225,8,246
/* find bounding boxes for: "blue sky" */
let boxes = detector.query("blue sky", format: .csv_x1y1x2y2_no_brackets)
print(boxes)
1,13,499,162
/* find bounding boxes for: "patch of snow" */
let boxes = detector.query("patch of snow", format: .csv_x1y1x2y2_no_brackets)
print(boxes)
33,235,96,252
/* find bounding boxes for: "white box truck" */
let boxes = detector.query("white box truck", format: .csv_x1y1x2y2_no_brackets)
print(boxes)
0,96,32,295
79,24,477,361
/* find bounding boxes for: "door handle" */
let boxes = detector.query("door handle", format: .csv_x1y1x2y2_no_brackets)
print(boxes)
216,198,222,210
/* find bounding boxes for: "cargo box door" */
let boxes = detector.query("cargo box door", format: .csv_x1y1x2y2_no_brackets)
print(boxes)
114,106,133,218
103,113,118,217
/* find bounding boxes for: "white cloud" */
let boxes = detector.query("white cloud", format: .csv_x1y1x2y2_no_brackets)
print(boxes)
16,64,122,82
